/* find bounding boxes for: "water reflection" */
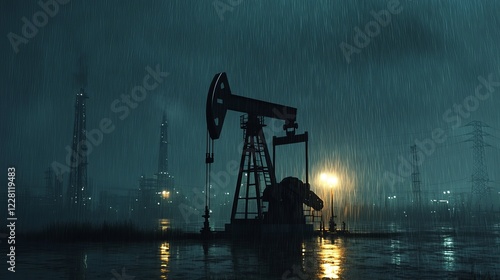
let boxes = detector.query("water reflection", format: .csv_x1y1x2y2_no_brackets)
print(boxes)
159,242,170,279
390,239,401,265
442,236,455,271
15,230,500,279
318,238,344,279
233,239,297,278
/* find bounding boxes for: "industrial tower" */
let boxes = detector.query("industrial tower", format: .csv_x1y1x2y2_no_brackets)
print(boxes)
466,121,492,212
156,112,173,191
410,145,422,210
66,88,91,218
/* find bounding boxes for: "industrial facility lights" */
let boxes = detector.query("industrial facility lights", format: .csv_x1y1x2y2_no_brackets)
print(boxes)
161,190,170,199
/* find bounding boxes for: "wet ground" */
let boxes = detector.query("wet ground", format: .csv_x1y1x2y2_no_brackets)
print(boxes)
4,223,500,279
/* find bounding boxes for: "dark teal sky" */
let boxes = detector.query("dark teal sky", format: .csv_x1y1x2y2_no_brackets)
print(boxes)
2,0,500,209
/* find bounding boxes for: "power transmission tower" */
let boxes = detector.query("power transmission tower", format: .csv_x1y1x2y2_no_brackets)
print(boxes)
411,145,422,211
466,121,492,212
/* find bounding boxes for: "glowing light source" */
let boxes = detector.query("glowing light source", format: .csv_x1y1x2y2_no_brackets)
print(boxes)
161,190,170,199
320,173,339,187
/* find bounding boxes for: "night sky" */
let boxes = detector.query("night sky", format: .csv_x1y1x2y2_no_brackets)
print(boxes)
2,0,500,210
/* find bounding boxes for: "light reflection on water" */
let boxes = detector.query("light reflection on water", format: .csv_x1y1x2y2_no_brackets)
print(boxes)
318,238,343,279
390,239,401,266
442,236,455,271
159,242,170,279
10,228,500,279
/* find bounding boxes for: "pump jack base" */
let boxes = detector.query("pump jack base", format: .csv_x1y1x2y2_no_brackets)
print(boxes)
225,222,314,239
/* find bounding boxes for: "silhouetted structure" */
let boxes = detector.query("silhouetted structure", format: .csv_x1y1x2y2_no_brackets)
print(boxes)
54,173,64,209
466,121,492,212
156,112,174,194
205,72,323,236
137,114,176,226
138,175,159,222
66,88,91,219
44,167,63,212
411,145,422,211
98,189,137,221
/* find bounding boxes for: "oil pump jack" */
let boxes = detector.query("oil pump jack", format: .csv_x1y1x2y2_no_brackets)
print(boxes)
204,73,323,237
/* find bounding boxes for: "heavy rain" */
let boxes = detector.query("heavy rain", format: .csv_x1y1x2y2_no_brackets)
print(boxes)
1,0,500,279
